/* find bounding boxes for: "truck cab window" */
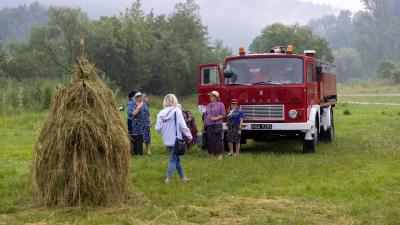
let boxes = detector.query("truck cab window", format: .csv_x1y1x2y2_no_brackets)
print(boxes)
226,58,304,85
202,67,219,85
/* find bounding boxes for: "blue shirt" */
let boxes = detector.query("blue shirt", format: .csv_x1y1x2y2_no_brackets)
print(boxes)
227,108,244,125
127,99,134,121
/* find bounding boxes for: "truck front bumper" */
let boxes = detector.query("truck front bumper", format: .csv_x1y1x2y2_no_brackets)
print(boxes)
223,122,313,132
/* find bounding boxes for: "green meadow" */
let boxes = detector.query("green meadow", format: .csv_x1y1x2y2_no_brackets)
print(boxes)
0,96,400,225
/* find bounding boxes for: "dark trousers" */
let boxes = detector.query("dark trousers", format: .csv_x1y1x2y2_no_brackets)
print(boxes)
128,118,143,155
132,134,143,155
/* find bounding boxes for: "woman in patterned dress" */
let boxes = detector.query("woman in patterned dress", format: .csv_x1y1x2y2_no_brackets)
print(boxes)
131,92,152,155
226,99,243,156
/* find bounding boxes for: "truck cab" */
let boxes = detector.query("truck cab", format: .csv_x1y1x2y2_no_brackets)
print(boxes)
198,46,337,153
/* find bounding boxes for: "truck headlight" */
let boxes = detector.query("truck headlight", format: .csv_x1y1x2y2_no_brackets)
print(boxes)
288,109,298,119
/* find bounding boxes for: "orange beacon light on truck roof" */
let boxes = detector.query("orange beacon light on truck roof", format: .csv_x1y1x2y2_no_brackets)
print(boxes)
287,45,294,53
239,47,246,56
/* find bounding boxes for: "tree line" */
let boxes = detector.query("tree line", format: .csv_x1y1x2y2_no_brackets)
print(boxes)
0,0,232,96
308,0,400,83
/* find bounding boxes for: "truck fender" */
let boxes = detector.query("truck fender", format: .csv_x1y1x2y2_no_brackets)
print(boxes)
305,105,320,140
320,106,332,131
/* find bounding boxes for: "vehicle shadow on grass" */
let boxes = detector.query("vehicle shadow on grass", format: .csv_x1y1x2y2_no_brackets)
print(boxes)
235,139,304,155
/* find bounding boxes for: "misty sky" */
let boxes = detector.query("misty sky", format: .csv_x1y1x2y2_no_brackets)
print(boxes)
299,0,364,12
1,0,366,50
139,0,364,50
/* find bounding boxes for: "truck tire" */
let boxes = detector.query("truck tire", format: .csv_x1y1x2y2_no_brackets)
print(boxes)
326,110,335,143
303,116,319,153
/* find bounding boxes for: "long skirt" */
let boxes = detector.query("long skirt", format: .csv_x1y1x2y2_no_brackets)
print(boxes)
206,125,223,155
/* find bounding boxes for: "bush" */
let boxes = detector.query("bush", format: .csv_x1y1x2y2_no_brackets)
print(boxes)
343,109,351,115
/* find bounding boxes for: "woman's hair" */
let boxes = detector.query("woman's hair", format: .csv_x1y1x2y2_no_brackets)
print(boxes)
163,94,179,108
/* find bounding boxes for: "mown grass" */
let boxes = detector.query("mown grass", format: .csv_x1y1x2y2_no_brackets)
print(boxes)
0,97,400,224
338,80,400,94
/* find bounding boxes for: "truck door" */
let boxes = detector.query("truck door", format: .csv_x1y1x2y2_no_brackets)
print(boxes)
306,62,318,116
198,64,229,110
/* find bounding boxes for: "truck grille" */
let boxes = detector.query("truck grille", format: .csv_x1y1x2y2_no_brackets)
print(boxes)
240,105,285,120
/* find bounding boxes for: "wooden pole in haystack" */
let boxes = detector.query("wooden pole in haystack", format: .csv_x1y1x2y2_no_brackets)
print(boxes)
32,38,131,206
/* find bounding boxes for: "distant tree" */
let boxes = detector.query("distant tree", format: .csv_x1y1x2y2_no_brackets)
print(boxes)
391,67,400,83
376,59,397,79
308,10,355,49
0,2,48,44
250,23,334,62
28,7,91,75
210,39,232,63
376,59,400,83
334,48,363,82
355,0,400,73
86,16,125,81
0,44,6,76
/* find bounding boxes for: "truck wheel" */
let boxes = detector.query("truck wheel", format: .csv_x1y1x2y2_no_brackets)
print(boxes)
303,117,319,153
326,110,335,143
303,139,315,153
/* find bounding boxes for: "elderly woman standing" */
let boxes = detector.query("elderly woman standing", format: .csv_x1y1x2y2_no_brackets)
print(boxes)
130,92,152,155
204,91,225,159
156,94,192,184
226,99,244,156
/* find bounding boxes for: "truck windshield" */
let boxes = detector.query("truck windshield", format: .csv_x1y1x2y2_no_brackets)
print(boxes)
225,58,304,85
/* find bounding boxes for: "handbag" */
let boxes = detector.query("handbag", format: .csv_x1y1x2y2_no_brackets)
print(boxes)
174,112,186,156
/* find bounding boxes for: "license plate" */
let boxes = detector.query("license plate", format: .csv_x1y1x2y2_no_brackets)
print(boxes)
251,124,272,129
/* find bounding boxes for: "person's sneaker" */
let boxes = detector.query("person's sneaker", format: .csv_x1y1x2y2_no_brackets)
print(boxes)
217,155,223,160
227,152,233,156
165,178,171,184
181,177,190,182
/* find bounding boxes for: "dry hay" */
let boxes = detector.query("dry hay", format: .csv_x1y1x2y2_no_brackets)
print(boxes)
31,40,130,206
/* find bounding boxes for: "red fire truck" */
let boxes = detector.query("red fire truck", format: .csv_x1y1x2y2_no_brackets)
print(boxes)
198,46,337,153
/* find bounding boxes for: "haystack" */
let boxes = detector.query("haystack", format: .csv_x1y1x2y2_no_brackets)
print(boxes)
32,40,130,206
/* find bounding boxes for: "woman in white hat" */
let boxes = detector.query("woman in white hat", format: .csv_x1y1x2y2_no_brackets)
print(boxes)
203,91,225,159
130,92,152,155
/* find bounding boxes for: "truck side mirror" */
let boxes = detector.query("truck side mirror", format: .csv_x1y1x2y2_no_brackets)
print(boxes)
224,68,235,79
316,66,323,82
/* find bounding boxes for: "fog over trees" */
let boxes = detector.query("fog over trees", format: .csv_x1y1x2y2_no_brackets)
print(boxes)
0,0,337,49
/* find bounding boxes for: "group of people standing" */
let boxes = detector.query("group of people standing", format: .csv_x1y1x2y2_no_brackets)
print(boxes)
202,91,244,158
126,90,243,184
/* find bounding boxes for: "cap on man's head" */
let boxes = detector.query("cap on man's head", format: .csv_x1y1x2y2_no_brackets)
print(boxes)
134,92,142,98
231,99,238,104
208,91,220,98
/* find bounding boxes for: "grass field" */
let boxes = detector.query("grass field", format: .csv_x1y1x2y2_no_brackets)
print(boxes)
1,96,400,225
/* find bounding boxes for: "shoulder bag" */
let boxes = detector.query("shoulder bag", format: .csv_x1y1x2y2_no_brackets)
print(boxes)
174,111,186,156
